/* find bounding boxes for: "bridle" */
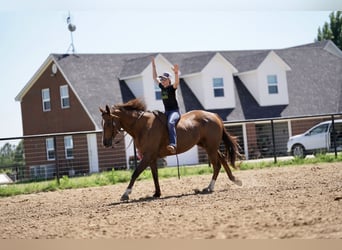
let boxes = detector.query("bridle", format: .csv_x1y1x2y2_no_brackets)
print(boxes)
111,120,126,146
102,109,145,148
101,113,124,147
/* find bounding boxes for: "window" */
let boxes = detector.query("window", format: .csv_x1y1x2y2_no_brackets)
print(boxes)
267,75,278,94
46,138,55,160
213,78,224,97
42,88,51,112
64,136,74,159
309,124,329,135
60,85,70,108
154,84,162,100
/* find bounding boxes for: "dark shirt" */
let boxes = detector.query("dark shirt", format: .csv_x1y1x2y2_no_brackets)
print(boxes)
159,83,179,111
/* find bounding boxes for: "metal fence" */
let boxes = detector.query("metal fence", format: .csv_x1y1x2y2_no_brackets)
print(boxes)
1,113,341,184
0,130,126,184
222,113,342,163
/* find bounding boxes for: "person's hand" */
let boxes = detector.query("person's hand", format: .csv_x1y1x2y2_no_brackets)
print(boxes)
172,64,179,74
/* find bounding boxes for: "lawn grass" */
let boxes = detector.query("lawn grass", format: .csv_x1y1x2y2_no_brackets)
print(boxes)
1,153,341,198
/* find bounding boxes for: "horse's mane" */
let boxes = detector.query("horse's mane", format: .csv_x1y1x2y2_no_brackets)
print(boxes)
113,99,146,112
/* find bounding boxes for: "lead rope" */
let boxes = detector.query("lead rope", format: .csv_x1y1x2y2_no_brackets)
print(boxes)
176,152,180,179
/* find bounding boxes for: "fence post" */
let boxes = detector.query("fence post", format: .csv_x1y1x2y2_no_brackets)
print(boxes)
331,115,337,158
54,136,60,185
270,119,277,163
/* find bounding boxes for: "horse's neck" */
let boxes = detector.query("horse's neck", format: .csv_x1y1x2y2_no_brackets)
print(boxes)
119,111,144,137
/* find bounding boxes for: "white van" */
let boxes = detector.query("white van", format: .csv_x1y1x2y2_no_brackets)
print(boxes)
287,119,342,158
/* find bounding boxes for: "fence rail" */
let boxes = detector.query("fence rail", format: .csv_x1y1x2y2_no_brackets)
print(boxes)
223,113,342,162
1,113,341,184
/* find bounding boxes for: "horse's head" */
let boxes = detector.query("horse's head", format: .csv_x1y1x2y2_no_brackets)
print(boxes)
99,105,121,148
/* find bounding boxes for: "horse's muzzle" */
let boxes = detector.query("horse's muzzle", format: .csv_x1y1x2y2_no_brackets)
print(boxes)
103,138,113,148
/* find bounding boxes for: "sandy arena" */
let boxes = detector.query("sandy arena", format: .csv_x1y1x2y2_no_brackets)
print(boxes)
0,162,341,239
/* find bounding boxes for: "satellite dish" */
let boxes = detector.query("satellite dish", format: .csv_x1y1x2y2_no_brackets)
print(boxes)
52,63,58,74
68,23,76,32
66,12,77,53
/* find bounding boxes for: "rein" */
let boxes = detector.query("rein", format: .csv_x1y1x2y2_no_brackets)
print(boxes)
113,129,126,146
113,111,145,149
114,131,135,152
111,109,181,179
127,110,145,132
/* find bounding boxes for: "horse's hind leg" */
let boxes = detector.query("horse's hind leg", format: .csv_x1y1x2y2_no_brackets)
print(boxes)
203,151,221,193
218,151,242,186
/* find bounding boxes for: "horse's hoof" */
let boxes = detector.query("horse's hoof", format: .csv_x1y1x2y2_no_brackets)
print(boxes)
194,189,201,194
153,192,161,198
120,194,129,201
234,179,242,186
201,187,213,194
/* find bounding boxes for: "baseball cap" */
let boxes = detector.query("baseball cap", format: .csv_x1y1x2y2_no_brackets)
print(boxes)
158,72,172,80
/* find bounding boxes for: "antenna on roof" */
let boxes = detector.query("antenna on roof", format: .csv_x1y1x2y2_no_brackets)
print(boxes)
66,12,77,54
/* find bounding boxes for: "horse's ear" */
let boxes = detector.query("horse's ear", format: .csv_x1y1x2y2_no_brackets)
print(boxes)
99,107,105,113
106,105,110,114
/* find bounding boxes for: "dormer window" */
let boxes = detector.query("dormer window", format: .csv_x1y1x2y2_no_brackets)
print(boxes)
213,78,224,97
60,85,70,108
267,75,278,94
154,84,162,100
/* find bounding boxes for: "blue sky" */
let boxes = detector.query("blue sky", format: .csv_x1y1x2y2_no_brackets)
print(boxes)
0,0,340,139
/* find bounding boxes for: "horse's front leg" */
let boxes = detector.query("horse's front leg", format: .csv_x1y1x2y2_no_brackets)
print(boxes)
150,160,161,198
121,157,149,201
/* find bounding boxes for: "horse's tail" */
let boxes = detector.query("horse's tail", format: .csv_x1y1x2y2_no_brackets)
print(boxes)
222,128,243,169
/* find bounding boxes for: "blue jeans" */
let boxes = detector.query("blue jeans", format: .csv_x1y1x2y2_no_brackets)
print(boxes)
165,109,180,147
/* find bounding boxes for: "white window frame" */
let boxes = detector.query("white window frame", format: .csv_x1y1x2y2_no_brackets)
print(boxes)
267,75,278,94
60,85,70,109
154,84,162,100
64,136,74,159
42,88,51,112
212,78,224,97
46,138,55,161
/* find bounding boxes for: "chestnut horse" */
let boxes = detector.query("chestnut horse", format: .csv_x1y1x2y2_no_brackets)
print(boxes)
100,99,242,201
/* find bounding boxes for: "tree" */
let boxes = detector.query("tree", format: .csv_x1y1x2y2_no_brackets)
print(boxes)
0,141,24,167
13,140,24,165
316,11,342,50
0,143,15,165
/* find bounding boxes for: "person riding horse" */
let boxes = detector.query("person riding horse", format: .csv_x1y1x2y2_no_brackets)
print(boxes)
100,98,242,201
151,57,180,154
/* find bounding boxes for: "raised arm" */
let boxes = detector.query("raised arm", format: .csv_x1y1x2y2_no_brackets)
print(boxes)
172,64,180,89
151,57,159,83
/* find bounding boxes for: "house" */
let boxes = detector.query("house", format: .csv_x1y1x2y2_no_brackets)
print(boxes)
15,40,342,177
